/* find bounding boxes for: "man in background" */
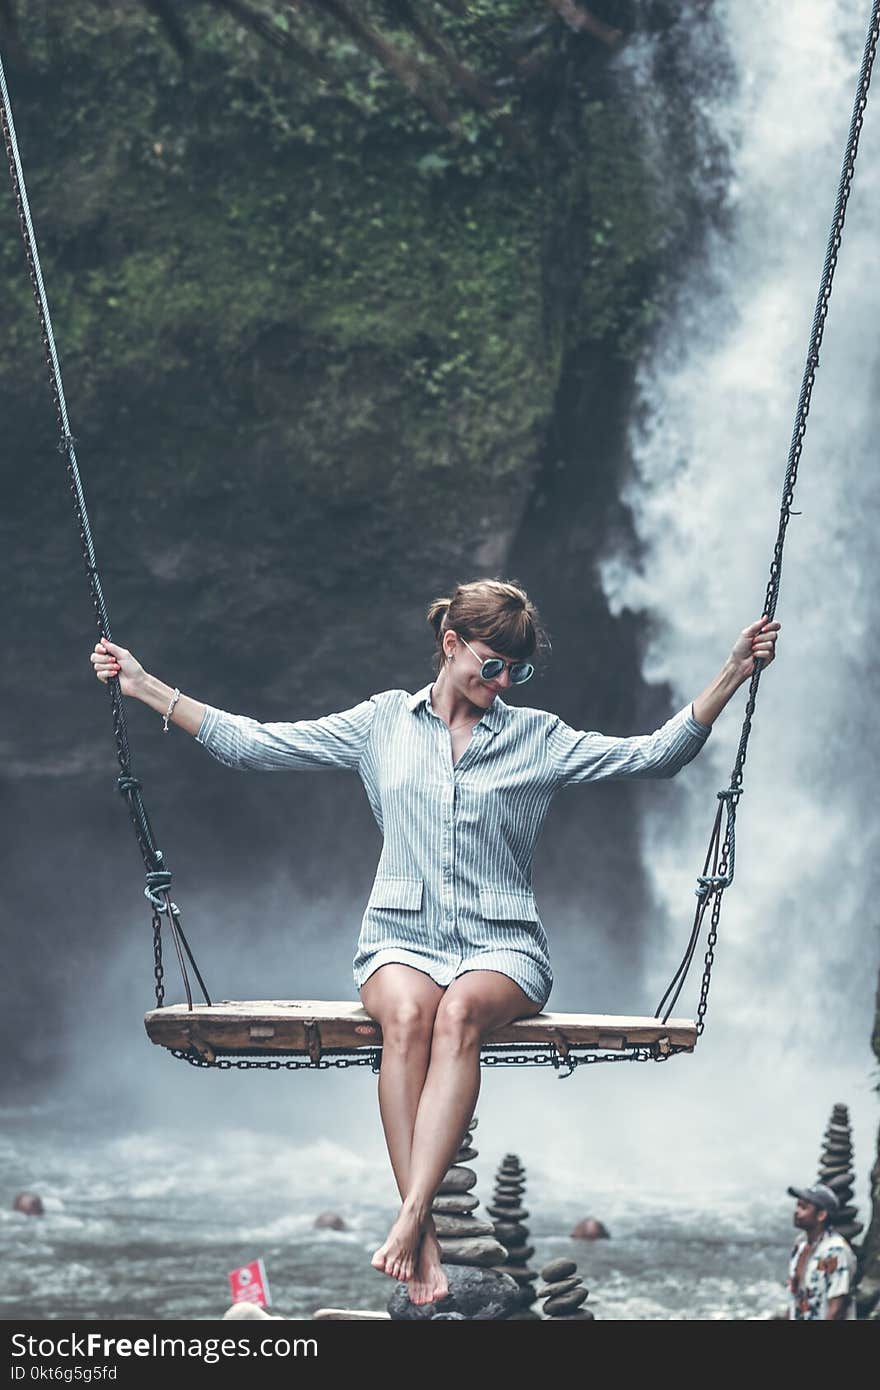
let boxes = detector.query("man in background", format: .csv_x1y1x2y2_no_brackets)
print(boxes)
786,1182,857,1320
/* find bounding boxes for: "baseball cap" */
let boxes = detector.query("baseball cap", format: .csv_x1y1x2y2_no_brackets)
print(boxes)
787,1182,840,1214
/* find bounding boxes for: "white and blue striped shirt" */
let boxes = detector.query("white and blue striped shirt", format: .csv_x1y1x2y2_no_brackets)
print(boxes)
195,684,712,1007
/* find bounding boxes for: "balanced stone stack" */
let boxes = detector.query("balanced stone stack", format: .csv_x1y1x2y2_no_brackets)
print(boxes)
537,1258,594,1320
489,1153,539,1315
388,1115,521,1319
432,1117,508,1269
818,1102,862,1244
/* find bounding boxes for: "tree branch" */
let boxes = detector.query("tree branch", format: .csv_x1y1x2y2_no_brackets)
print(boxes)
304,0,457,133
386,0,525,151
210,0,341,86
543,0,624,48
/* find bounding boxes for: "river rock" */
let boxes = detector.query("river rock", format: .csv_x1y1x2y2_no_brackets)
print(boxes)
493,1222,526,1245
536,1275,582,1298
432,1193,480,1213
544,1286,589,1315
437,1166,477,1194
313,1211,347,1230
487,1204,528,1222
541,1258,577,1283
438,1237,509,1267
13,1192,43,1216
388,1265,521,1321
570,1217,610,1240
431,1214,496,1238
456,1147,479,1162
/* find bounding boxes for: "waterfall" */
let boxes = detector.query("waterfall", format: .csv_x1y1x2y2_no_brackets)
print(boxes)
599,1,880,1082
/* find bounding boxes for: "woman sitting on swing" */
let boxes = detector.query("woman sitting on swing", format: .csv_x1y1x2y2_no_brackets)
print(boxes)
90,577,779,1305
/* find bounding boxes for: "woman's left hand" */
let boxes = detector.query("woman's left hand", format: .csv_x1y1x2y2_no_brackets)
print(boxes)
729,615,781,681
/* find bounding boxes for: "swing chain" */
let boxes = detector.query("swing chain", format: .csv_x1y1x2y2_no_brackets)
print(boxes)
152,911,165,1008
662,0,880,1036
0,53,208,1010
167,1040,689,1074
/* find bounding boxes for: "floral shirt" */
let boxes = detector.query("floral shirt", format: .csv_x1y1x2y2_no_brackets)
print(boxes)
787,1229,857,1319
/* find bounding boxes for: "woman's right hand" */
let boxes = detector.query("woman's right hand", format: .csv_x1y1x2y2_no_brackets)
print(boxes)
90,637,146,698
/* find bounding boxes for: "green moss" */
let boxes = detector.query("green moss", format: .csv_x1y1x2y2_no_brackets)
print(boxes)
0,2,677,528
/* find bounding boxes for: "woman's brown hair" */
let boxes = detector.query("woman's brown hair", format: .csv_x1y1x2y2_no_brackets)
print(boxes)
426,578,550,676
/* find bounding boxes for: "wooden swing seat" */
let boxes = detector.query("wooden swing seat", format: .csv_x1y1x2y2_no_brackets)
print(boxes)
143,999,696,1064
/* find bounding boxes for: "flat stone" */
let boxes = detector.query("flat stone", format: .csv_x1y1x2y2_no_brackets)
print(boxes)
487,1205,529,1222
505,1244,534,1263
493,1225,528,1248
541,1258,577,1283
437,1166,477,1194
536,1276,582,1299
499,1264,536,1281
388,1265,521,1322
438,1237,509,1267
546,1309,595,1321
836,1222,863,1238
432,1194,479,1214
432,1214,496,1238
824,1171,855,1190
455,1146,478,1162
544,1287,589,1315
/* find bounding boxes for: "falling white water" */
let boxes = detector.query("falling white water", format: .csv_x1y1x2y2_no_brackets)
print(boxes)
600,0,880,1081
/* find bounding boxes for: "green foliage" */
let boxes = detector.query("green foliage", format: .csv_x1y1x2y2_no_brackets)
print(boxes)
0,1,680,523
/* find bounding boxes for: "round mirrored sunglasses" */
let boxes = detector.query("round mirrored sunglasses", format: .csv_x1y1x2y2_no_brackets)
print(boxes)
459,635,534,685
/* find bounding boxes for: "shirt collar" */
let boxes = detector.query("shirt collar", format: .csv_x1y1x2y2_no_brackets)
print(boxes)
406,683,506,733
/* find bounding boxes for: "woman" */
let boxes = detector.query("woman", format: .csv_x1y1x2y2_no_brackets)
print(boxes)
90,578,780,1305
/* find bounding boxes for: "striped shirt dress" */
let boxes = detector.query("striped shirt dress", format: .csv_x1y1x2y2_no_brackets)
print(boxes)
195,683,712,1009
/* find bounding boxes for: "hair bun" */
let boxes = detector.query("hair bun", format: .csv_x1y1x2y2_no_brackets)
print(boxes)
426,596,452,640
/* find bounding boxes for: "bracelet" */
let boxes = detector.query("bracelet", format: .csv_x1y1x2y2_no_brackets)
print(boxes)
162,688,181,733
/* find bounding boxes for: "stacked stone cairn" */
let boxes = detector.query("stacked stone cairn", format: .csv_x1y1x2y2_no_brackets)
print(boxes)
431,1117,508,1269
488,1154,539,1315
819,1102,862,1244
388,1116,520,1320
537,1259,594,1320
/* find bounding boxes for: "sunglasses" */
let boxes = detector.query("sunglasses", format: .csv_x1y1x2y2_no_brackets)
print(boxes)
458,635,534,686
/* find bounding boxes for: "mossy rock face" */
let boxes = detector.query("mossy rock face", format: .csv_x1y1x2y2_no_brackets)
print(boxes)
1,5,685,720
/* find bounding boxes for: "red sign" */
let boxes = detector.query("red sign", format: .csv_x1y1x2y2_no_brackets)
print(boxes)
228,1257,271,1308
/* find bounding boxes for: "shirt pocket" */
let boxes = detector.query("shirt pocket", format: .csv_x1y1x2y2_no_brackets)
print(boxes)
478,884,541,924
367,876,424,911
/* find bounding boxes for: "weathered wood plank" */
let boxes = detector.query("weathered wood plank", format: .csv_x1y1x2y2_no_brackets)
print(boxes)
144,999,696,1054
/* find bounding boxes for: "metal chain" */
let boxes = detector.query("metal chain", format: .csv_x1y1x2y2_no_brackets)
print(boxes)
656,0,880,1033
0,51,208,1012
169,1041,688,1077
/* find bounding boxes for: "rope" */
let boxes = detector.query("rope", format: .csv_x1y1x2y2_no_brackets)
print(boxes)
656,0,880,1031
0,48,211,1013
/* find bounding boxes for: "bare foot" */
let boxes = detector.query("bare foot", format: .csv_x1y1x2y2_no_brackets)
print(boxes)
371,1204,425,1282
408,1218,449,1306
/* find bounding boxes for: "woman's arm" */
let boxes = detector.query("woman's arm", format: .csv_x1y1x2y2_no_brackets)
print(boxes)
545,614,781,786
691,615,780,726
91,638,205,733
90,636,375,771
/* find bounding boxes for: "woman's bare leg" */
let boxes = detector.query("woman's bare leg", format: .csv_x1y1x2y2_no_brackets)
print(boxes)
359,964,446,1301
374,970,543,1287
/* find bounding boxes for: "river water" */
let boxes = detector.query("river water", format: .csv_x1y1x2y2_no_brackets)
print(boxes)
2,1082,871,1322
